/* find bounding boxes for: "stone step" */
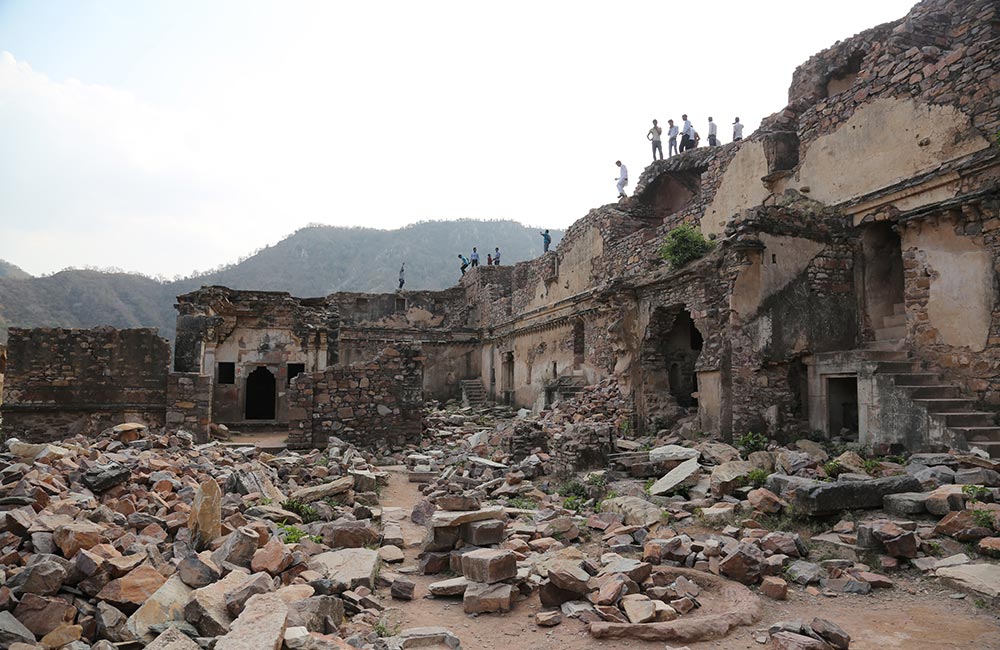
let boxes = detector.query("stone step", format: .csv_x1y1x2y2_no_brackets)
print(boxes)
905,385,962,399
893,303,906,316
863,339,907,351
951,426,1000,442
875,325,907,341
931,411,998,427
912,398,976,412
874,361,921,373
888,372,941,386
882,313,907,328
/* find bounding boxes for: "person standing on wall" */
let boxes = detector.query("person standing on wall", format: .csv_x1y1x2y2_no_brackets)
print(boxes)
707,117,718,146
494,247,501,265
615,160,628,199
680,114,694,152
667,119,679,157
540,230,552,253
487,252,493,266
398,263,405,290
733,117,744,141
458,254,469,276
647,119,663,161
470,247,480,267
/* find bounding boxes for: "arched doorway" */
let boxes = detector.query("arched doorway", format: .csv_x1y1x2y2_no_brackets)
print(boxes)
639,306,704,430
245,366,276,420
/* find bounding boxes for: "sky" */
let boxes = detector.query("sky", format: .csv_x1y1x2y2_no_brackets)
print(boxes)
0,0,917,279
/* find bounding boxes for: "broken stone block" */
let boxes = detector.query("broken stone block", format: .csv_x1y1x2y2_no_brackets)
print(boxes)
546,561,592,595
0,611,35,647
320,519,378,548
648,458,702,497
52,521,104,558
285,595,344,633
883,492,928,516
770,631,830,650
620,594,655,624
145,627,201,650
251,536,293,575
383,627,461,650
936,563,1000,598
82,463,131,492
308,548,379,591
224,572,275,618
748,488,785,514
785,560,822,585
462,582,512,614
184,568,248,636
535,610,562,626
19,560,66,596
97,565,166,607
390,577,415,600
378,545,405,564
214,592,288,650
648,445,700,463
761,576,788,600
14,593,77,637
710,460,753,497
882,532,919,558
212,526,260,568
810,617,851,650
290,476,354,503
125,575,193,641
955,468,1000,487
177,552,222,588
188,478,222,551
719,543,764,585
39,623,81,648
462,519,505,546
796,475,922,516
461,549,516,584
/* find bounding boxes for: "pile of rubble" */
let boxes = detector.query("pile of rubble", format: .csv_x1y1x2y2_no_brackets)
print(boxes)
0,424,412,650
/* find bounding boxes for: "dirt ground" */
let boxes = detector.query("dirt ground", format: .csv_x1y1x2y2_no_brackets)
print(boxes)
378,467,1000,650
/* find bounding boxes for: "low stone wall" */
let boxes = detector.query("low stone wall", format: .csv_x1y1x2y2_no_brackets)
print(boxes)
287,344,424,449
0,327,171,441
165,372,213,443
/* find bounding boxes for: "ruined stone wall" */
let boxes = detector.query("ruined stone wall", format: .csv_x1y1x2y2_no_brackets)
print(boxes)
0,327,170,441
165,372,213,443
287,344,424,449
0,343,5,407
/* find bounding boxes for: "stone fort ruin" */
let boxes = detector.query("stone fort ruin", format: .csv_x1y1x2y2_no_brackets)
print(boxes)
2,0,999,457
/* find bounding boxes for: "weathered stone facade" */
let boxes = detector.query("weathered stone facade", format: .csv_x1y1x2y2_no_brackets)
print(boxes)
287,344,424,449
0,327,171,441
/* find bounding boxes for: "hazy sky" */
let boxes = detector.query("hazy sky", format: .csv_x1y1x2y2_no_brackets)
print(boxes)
0,0,916,278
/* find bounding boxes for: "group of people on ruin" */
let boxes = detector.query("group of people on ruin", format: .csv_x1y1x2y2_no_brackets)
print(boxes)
458,246,502,277
616,114,746,199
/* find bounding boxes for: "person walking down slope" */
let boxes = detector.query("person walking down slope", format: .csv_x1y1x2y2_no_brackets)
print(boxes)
541,230,552,253
707,117,718,147
458,254,470,276
733,117,744,142
494,247,501,265
667,119,679,157
647,119,663,161
615,160,628,199
398,263,405,290
470,247,480,267
680,114,694,152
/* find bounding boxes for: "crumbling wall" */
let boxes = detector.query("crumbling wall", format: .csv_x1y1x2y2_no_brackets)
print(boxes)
287,344,424,449
165,372,213,443
0,327,170,441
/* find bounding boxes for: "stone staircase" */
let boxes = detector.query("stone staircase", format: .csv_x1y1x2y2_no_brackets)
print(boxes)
460,379,488,407
810,303,1000,457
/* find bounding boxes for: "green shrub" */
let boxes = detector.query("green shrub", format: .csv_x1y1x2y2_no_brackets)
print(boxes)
823,460,844,478
971,509,996,530
563,496,586,513
277,523,320,544
282,498,320,524
557,480,588,498
659,224,713,268
861,458,881,476
506,496,538,510
962,484,991,502
644,478,656,495
586,473,609,488
746,468,769,489
736,431,768,456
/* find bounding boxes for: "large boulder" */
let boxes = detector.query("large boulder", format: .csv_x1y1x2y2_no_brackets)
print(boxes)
710,461,753,497
794,475,922,516
308,549,379,592
648,458,702,497
597,497,662,527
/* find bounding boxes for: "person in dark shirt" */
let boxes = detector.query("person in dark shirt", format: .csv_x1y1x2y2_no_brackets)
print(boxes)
541,230,552,253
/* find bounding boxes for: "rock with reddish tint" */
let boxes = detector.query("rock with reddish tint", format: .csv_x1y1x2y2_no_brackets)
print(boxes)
53,521,104,558
320,519,379,549
39,623,82,648
761,576,788,600
620,594,655,624
125,575,193,642
748,488,785,514
461,549,516,584
463,582,512,614
856,571,893,588
390,577,415,600
719,542,764,585
252,537,293,575
978,537,1000,558
224,572,275,618
771,631,830,649
97,565,166,607
925,485,966,516
810,617,851,650
882,532,919,558
547,561,592,595
14,593,77,637
215,592,288,650
188,478,222,551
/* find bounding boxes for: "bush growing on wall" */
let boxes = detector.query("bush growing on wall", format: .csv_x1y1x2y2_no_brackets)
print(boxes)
659,225,713,268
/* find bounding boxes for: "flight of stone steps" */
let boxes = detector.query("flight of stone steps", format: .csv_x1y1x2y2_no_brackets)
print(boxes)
460,379,489,407
866,303,1000,457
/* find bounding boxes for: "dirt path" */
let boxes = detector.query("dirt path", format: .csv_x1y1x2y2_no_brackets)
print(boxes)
378,467,1000,650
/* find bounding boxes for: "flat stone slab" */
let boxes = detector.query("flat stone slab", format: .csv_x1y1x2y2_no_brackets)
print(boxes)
308,548,379,591
937,563,1000,598
648,445,700,463
429,506,505,528
649,458,702,497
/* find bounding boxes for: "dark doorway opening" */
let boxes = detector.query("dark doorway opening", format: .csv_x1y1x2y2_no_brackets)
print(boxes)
862,222,905,334
665,310,703,408
245,366,276,420
217,362,236,385
287,363,305,386
639,306,705,431
573,319,585,367
501,352,514,405
827,376,859,438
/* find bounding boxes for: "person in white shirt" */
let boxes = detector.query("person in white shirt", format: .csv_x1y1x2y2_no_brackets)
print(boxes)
494,247,501,265
733,117,744,141
667,119,679,157
707,117,718,146
647,119,663,161
470,247,480,267
615,160,628,199
680,114,695,152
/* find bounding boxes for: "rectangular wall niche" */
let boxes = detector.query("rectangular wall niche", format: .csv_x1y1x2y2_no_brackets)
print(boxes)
217,362,236,385
826,376,859,439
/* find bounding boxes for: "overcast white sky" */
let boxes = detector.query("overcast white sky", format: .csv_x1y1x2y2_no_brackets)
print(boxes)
0,0,916,278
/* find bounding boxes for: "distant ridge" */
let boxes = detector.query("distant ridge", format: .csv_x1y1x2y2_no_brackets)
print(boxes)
0,220,563,342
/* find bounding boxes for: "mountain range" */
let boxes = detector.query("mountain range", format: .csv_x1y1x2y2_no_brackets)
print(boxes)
0,220,563,342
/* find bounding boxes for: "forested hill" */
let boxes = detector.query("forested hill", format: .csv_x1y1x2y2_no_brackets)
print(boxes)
0,220,563,342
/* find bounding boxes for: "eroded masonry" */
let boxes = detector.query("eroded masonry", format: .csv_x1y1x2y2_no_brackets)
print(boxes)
3,0,1000,457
